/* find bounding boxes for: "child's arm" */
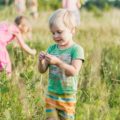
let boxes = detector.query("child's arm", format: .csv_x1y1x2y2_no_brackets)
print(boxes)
14,32,36,55
58,59,82,76
45,54,83,76
38,52,49,73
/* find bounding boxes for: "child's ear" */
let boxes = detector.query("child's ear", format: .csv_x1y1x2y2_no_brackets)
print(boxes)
71,27,76,35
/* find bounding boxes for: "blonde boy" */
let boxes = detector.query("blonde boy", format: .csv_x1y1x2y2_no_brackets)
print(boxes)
38,9,84,120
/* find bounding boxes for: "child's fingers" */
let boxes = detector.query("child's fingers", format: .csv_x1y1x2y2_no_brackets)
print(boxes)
39,54,45,58
39,51,46,55
39,54,44,59
45,56,51,61
45,53,52,58
39,51,46,60
39,52,45,56
45,57,51,62
39,57,43,61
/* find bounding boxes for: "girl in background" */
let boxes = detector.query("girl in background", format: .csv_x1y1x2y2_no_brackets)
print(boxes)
0,16,36,76
28,0,38,19
14,0,26,14
62,0,81,26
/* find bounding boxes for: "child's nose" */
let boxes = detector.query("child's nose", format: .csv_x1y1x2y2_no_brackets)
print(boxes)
53,33,59,38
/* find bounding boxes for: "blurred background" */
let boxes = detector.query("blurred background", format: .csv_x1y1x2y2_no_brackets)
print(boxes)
1,0,120,10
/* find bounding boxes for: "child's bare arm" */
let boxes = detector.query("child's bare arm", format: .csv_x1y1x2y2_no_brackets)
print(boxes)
45,54,83,76
38,52,49,73
14,32,36,55
58,59,82,76
38,59,49,73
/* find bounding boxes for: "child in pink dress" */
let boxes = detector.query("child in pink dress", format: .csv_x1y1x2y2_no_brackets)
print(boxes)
0,16,36,75
62,0,81,25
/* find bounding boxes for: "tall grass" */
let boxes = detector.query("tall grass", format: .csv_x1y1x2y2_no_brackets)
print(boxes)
0,6,120,120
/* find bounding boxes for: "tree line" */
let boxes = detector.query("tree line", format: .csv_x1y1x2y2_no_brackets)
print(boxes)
0,0,120,10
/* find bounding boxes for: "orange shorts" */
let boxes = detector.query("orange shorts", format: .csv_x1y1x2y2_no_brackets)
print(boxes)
45,92,76,120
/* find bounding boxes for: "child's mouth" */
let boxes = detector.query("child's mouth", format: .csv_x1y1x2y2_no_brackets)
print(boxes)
56,39,62,42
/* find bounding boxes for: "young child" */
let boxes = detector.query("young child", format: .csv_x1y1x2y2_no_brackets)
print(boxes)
14,0,26,14
62,0,81,26
0,16,36,75
28,0,38,19
38,9,84,120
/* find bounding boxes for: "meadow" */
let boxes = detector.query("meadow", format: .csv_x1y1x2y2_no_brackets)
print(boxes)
0,5,120,120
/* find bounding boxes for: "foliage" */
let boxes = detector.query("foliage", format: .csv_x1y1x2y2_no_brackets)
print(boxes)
1,0,120,10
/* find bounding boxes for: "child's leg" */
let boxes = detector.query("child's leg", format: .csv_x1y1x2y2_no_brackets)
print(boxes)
58,109,75,120
46,102,60,120
0,62,11,79
46,92,76,120
0,49,11,75
0,62,3,71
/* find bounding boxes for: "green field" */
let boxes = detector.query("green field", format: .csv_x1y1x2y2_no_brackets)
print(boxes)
0,6,120,120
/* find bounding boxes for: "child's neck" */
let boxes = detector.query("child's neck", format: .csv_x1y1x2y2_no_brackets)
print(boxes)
58,41,74,49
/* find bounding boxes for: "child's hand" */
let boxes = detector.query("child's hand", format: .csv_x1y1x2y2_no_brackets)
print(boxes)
38,52,49,73
45,54,60,65
39,51,46,61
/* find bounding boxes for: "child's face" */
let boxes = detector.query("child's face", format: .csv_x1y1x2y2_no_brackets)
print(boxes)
50,22,74,48
19,18,31,34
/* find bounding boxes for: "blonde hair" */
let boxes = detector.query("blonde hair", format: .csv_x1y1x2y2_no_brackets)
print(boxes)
49,9,77,30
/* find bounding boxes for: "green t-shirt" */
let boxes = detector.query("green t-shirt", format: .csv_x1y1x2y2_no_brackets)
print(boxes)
47,43,84,94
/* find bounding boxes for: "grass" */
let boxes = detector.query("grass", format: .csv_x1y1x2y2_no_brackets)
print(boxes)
0,5,120,120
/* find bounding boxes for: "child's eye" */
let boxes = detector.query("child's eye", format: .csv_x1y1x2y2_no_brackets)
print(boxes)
57,31,63,34
52,32,55,35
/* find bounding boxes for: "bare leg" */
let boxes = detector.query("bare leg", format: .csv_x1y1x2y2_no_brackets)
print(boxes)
46,110,60,120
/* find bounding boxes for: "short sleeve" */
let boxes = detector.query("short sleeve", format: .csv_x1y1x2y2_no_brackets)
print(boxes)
71,45,85,61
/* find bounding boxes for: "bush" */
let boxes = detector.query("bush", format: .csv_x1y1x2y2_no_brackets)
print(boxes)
38,0,61,10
